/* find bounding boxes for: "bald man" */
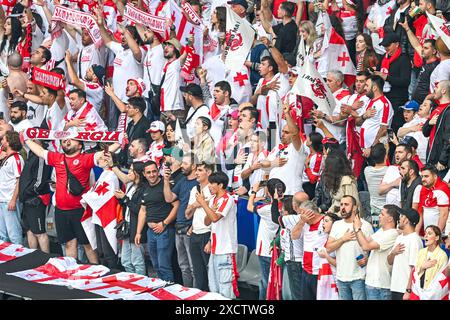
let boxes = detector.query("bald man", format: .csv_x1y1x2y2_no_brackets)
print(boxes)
7,53,28,103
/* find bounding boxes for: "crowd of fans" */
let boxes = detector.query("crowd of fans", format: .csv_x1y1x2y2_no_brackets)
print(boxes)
0,0,449,300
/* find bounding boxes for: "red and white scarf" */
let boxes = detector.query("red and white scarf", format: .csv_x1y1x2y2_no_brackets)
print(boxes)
380,46,402,75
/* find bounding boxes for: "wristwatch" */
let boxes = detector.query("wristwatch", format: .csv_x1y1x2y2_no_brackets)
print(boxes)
406,289,412,293
355,228,361,233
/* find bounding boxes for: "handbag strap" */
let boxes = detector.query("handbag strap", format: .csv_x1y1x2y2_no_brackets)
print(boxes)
183,104,207,126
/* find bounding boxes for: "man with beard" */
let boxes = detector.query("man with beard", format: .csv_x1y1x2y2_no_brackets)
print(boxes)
163,152,199,288
9,101,32,132
64,50,105,113
399,159,421,209
24,138,110,264
139,27,165,121
354,75,393,158
380,143,413,206
105,78,146,115
387,208,422,300
29,46,52,70
326,195,374,300
413,164,450,234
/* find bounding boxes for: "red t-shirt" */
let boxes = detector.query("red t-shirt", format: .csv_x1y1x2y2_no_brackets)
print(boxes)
46,152,96,210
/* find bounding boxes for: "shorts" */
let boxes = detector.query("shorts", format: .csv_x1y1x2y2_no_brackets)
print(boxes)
22,199,47,234
54,207,89,245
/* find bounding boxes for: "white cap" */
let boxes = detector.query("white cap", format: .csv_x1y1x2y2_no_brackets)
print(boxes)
147,121,165,133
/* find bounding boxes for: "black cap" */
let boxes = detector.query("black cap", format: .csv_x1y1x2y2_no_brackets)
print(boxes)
180,83,203,98
380,33,400,47
227,0,248,9
400,208,420,227
402,136,418,150
91,65,105,86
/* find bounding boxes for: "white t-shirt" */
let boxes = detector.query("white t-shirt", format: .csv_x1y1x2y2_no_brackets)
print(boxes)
360,95,393,148
400,115,428,163
390,232,423,293
365,228,399,289
185,105,210,140
188,184,212,235
9,119,33,132
413,185,449,232
281,214,303,262
381,165,401,206
77,40,105,79
81,80,104,113
364,166,388,211
330,219,374,281
0,153,24,202
430,59,450,93
267,142,307,195
27,102,47,128
242,150,268,197
209,192,238,255
254,203,279,258
142,43,165,95
108,42,145,101
160,59,183,112
45,101,68,152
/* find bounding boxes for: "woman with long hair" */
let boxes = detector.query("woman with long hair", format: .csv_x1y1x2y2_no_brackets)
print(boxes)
112,161,148,276
405,225,449,300
298,20,318,56
204,6,226,60
355,33,379,72
192,116,215,164
321,149,359,215
0,16,22,76
302,132,324,200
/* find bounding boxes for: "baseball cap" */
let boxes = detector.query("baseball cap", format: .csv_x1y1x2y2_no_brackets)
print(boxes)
227,109,239,120
400,208,420,227
380,33,400,47
128,78,146,95
402,136,418,150
180,83,203,98
227,0,248,9
147,120,166,133
91,65,105,86
288,66,299,76
401,100,419,112
164,38,182,52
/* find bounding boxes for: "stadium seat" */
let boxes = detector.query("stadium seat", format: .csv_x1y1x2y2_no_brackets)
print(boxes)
236,244,248,274
238,249,261,287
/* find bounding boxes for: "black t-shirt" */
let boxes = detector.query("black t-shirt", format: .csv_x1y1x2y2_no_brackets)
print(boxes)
412,59,440,104
141,179,174,224
273,20,298,54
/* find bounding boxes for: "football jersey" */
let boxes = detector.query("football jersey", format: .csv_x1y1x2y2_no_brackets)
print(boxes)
360,95,393,148
302,217,328,275
209,192,238,255
255,204,279,258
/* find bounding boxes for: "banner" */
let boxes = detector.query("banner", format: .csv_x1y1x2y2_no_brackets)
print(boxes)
180,45,200,81
23,128,125,144
124,4,167,34
32,68,65,91
224,6,255,72
117,112,127,132
0,241,35,264
427,12,450,53
181,1,202,25
52,5,102,48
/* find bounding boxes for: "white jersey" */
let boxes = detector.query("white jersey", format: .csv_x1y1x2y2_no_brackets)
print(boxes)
280,214,303,262
366,0,395,55
77,40,105,79
81,81,104,113
0,153,23,202
27,102,47,128
9,119,32,132
242,150,269,197
160,59,183,112
108,42,145,101
254,203,279,258
267,142,307,195
400,115,428,163
413,185,450,232
360,95,393,148
302,217,328,275
142,44,165,96
381,165,401,206
430,59,450,93
209,192,238,255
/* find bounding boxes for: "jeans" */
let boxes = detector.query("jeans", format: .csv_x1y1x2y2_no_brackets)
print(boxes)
121,240,146,275
146,226,175,282
208,253,236,299
283,260,303,300
0,203,22,244
258,255,271,300
301,271,318,300
175,233,194,287
336,279,366,300
366,285,392,300
190,232,210,291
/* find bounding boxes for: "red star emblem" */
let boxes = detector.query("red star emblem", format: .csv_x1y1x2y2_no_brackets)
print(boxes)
94,182,110,196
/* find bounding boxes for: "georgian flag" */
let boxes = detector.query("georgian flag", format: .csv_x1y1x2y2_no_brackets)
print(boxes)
316,248,339,300
427,13,450,52
0,241,35,264
410,263,449,300
70,272,167,299
103,0,118,33
132,284,229,300
292,47,335,116
316,12,356,87
169,0,203,58
224,6,255,72
81,170,122,254
7,257,109,286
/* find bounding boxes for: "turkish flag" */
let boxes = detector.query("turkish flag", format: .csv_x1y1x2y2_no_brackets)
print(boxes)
316,12,356,87
81,170,122,254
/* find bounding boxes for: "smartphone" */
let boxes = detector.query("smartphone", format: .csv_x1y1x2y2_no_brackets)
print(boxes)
165,161,171,169
196,185,201,193
0,112,3,120
275,183,284,196
104,145,110,155
8,93,13,100
243,147,250,156
387,129,394,140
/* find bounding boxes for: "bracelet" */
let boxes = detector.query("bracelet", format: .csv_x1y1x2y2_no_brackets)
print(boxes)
406,289,412,293
161,221,167,228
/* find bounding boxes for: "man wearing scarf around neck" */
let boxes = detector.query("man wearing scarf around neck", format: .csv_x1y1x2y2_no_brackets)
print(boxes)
374,33,411,133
